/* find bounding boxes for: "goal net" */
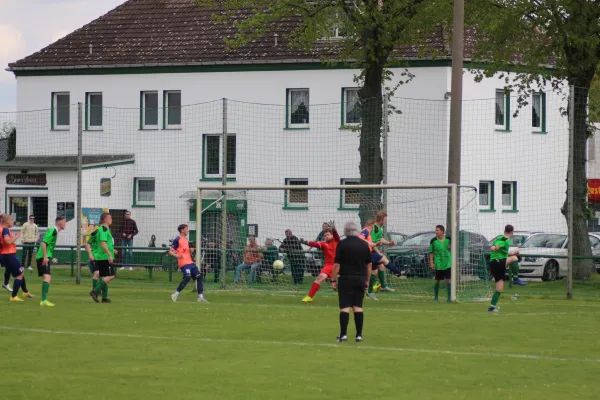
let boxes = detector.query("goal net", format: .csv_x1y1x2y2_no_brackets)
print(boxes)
195,184,491,301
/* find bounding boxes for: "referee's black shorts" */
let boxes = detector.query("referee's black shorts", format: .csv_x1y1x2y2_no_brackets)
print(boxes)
338,275,366,309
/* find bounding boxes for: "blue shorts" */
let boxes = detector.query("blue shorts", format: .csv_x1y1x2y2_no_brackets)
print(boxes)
371,252,384,265
181,264,201,279
0,254,24,278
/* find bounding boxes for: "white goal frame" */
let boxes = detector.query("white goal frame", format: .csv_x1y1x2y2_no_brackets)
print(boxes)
196,184,458,301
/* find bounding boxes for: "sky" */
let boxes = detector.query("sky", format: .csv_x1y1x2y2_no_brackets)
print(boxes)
0,0,126,111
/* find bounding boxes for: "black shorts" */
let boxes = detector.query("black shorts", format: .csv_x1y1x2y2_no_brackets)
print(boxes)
338,276,366,309
490,259,507,282
36,258,52,277
435,268,451,281
88,260,98,274
95,260,115,278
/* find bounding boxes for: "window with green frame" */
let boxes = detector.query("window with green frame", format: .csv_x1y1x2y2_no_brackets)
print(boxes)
163,90,181,128
202,134,236,180
532,92,547,132
85,92,103,130
51,92,70,130
341,88,361,126
140,91,159,129
133,177,156,207
284,178,308,209
286,89,310,128
501,181,518,212
339,178,360,209
479,181,495,212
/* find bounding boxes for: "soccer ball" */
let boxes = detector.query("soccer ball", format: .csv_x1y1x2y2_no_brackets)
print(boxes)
52,258,58,264
273,260,284,271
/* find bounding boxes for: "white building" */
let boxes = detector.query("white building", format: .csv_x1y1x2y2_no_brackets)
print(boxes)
1,0,569,250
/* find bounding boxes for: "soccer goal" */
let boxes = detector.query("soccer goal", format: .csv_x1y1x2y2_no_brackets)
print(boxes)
194,184,491,302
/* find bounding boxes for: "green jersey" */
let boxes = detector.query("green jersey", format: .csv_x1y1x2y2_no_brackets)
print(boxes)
262,245,279,266
372,224,384,245
94,225,115,260
87,228,101,259
428,236,451,270
490,235,511,261
36,227,59,259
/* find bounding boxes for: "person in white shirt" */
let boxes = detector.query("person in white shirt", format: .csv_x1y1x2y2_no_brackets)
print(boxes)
21,215,39,270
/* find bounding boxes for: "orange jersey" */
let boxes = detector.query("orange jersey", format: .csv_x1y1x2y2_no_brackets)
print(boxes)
171,235,194,268
359,228,374,253
0,228,16,255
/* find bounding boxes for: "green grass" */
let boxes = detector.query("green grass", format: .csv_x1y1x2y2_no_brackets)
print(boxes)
1,280,600,400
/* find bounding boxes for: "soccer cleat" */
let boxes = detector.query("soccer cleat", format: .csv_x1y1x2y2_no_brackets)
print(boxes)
373,283,382,293
128,267,133,271
433,299,439,303
171,292,179,302
101,298,112,303
40,300,55,307
198,297,209,303
22,292,33,299
9,296,24,302
89,290,99,303
488,306,500,313
119,267,125,270
366,292,379,301
355,336,363,343
336,335,348,343
2,284,12,292
513,278,528,286
381,286,395,292
27,266,33,271
301,296,313,303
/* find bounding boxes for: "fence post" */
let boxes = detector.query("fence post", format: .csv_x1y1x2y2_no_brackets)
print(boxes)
220,98,228,289
76,103,83,285
567,86,575,299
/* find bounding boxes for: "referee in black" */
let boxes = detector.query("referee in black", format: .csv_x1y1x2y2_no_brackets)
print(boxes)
331,220,372,343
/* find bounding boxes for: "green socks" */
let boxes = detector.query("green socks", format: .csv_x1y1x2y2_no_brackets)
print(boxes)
377,270,386,287
368,274,378,293
102,284,109,299
490,290,502,308
92,279,98,290
447,283,451,302
94,279,106,294
41,281,50,301
434,282,440,300
510,262,520,280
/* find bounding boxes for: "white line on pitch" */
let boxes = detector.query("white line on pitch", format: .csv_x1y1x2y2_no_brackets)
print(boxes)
0,326,597,364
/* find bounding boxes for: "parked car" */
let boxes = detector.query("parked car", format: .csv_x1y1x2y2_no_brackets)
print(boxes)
490,231,540,249
388,232,408,246
386,231,490,279
588,233,600,274
518,233,600,281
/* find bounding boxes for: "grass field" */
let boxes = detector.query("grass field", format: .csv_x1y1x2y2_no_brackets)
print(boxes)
1,277,600,400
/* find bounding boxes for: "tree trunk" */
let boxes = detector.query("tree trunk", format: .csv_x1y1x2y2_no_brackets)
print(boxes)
358,64,384,226
561,85,593,280
7,128,16,161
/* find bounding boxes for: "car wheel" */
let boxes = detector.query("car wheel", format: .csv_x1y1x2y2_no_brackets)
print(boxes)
542,261,559,282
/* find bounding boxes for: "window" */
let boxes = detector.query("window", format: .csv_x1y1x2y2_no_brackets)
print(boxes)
495,89,510,131
502,181,517,211
134,178,156,207
479,181,494,211
532,92,546,132
286,89,309,128
164,91,181,128
141,91,159,129
9,196,48,227
202,134,236,179
284,178,308,209
342,88,361,125
52,92,70,129
86,92,103,129
340,178,360,209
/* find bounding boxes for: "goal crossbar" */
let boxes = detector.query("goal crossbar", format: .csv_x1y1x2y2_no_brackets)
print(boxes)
194,183,462,301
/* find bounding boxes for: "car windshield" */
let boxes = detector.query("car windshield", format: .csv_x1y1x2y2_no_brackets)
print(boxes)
389,234,406,244
522,234,566,249
402,232,436,246
511,235,528,247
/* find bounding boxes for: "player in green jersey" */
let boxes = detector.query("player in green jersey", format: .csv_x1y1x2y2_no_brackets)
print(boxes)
36,216,66,307
89,213,118,303
429,225,452,302
85,225,110,302
488,224,520,312
365,211,402,296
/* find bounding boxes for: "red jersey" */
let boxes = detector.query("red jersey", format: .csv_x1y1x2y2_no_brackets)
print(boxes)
307,230,340,267
171,235,194,268
0,227,16,255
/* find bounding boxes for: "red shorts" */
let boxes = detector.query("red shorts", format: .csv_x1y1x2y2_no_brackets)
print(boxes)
320,264,334,278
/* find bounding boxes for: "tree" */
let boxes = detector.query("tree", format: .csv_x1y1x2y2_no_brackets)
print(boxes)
0,122,16,161
196,0,439,224
470,0,600,279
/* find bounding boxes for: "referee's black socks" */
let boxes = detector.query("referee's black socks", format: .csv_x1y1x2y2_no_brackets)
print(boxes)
339,311,350,337
354,312,364,337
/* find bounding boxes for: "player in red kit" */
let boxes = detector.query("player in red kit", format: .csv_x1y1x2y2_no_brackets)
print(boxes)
301,221,340,303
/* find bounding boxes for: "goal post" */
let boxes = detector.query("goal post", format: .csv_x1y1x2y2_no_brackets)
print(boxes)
195,183,490,301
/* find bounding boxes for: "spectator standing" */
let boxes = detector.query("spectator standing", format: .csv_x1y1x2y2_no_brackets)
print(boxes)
21,215,39,271
331,221,372,343
120,211,138,271
233,236,263,284
316,222,329,242
280,229,306,285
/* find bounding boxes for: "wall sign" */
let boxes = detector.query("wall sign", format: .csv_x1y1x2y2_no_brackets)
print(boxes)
6,173,47,186
57,202,75,222
100,178,111,197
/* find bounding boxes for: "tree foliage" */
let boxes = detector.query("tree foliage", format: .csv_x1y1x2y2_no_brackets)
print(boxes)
195,0,443,223
0,122,16,161
469,0,600,279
